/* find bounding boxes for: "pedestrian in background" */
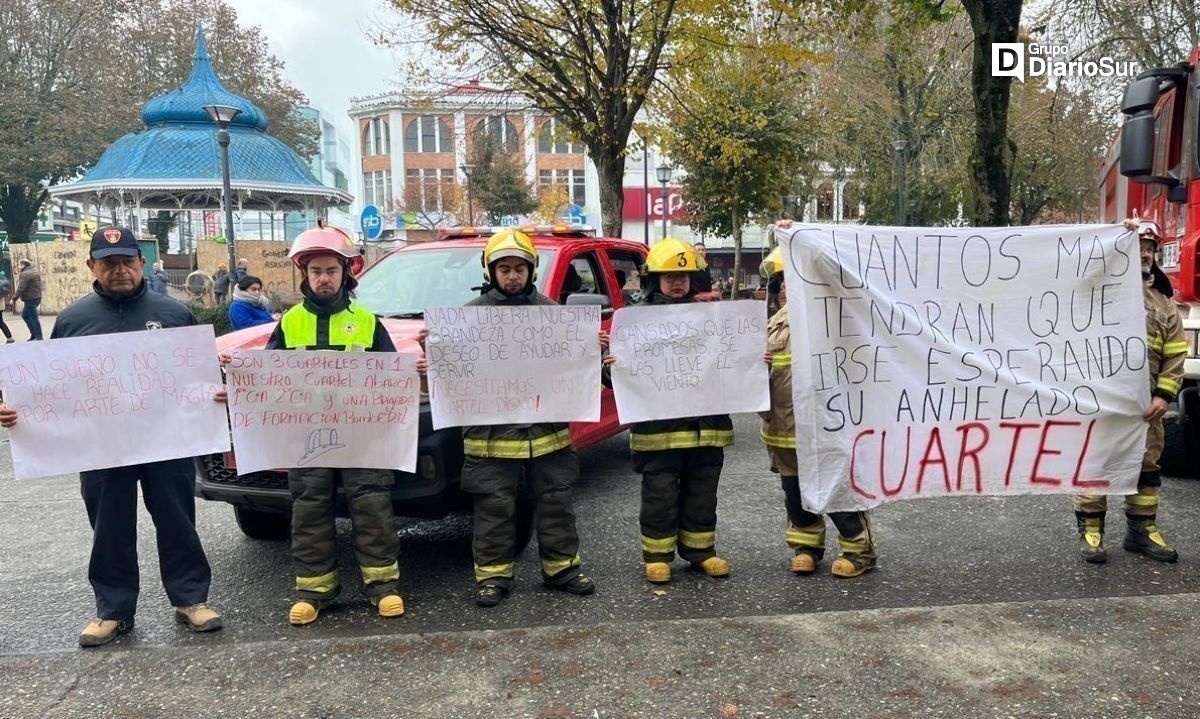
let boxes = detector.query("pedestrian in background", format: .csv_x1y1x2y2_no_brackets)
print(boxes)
14,258,43,340
228,275,275,330
235,257,250,283
0,270,13,343
212,263,230,304
146,262,170,296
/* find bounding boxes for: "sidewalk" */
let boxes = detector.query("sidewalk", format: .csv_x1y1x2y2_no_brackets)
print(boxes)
0,306,56,343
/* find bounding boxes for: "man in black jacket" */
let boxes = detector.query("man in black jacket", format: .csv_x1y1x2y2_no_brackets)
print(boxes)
0,226,222,647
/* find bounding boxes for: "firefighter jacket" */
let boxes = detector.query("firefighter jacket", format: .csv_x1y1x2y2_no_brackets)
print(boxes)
265,294,395,352
628,289,734,452
1145,278,1186,401
760,303,795,450
461,287,573,459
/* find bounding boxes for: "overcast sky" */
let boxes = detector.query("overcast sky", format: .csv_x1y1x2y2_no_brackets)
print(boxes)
225,0,401,132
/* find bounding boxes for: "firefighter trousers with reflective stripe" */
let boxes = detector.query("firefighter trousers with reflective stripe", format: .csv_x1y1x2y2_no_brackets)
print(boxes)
461,448,583,588
1072,416,1165,519
781,474,874,559
634,447,723,564
81,458,211,620
288,467,400,601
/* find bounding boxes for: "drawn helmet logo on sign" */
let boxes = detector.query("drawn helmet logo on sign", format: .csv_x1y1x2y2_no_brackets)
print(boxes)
145,320,163,330
104,229,123,244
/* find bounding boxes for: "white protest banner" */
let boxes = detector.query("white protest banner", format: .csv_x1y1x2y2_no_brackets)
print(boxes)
781,223,1148,513
610,300,769,424
226,351,421,475
424,305,602,429
0,325,228,480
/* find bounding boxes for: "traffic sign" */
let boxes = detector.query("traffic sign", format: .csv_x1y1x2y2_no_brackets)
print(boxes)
360,205,382,240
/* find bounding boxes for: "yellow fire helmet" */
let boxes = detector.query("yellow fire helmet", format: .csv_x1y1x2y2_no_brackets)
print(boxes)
481,228,538,275
644,237,700,273
759,246,784,278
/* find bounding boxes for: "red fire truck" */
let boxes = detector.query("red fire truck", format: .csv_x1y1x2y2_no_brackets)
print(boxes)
1099,45,1200,475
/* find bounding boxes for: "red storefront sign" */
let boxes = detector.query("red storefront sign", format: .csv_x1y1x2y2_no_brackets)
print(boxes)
622,188,686,221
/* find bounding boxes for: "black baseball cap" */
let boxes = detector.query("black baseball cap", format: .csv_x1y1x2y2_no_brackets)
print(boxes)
90,225,141,259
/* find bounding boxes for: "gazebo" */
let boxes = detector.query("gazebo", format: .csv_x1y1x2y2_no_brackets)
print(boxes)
49,28,351,245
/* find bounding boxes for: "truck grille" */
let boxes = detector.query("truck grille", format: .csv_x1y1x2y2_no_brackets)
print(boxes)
201,454,288,491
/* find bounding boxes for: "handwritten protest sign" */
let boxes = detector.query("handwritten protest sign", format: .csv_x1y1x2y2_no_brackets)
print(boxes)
226,351,421,475
780,224,1147,513
424,305,602,429
0,326,228,480
609,300,769,424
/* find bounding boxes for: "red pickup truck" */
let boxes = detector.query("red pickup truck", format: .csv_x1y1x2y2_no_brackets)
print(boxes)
195,225,648,547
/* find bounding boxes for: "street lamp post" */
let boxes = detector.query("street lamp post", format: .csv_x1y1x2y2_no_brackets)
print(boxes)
890,139,908,226
460,163,475,226
655,162,673,240
204,104,242,274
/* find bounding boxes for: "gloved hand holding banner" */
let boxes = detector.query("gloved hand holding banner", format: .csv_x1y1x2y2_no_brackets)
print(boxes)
779,223,1148,513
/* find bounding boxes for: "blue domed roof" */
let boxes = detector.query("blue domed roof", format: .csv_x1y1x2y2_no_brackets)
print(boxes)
49,26,352,211
141,27,269,131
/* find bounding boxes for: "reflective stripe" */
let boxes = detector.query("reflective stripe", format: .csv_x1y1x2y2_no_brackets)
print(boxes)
1147,336,1164,351
771,353,792,368
474,562,515,582
678,529,716,549
631,429,733,451
1158,377,1182,395
786,527,824,548
838,535,872,554
541,554,581,576
295,570,339,594
360,562,399,584
1126,493,1159,508
760,429,796,448
642,535,677,554
463,429,573,458
1163,340,1188,356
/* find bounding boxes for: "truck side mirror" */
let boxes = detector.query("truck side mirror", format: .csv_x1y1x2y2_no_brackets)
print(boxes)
1119,114,1156,179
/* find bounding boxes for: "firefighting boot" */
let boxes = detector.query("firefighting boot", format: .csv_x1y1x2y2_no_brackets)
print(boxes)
1075,515,1107,564
475,583,509,608
691,556,731,577
1124,518,1178,563
791,551,819,575
645,562,672,584
371,593,405,618
288,600,329,626
831,533,877,578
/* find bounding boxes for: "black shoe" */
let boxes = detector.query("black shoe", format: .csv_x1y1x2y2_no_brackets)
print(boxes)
1124,519,1178,563
546,574,596,596
475,583,508,608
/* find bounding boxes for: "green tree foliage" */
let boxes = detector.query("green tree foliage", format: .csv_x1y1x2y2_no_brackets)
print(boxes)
467,131,537,223
384,0,788,237
661,43,809,287
0,0,316,244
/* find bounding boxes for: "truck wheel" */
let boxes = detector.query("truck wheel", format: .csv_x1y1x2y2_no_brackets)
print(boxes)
513,477,536,554
234,506,291,540
1159,414,1200,479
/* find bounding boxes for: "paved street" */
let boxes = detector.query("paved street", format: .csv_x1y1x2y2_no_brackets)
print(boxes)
3,413,1200,718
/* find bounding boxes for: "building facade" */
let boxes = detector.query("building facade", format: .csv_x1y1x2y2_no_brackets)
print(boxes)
348,81,600,242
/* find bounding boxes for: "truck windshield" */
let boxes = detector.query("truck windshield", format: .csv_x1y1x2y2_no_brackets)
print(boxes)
354,246,555,317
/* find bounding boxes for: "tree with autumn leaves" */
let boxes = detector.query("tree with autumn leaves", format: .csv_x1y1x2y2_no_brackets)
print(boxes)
0,0,316,244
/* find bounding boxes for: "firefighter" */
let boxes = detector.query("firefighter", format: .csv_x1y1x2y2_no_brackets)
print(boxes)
628,238,733,584
460,228,596,607
758,246,877,577
1073,218,1184,564
264,227,406,625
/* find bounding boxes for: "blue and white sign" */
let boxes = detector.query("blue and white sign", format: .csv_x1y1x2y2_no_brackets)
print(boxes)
360,204,382,240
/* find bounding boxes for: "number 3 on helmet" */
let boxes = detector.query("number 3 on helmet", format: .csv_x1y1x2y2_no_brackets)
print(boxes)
644,237,699,273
